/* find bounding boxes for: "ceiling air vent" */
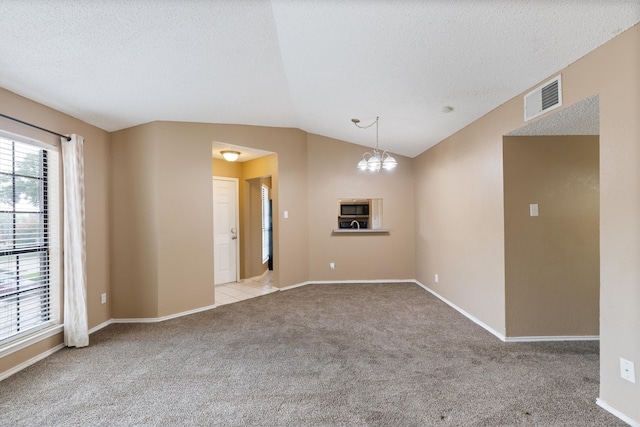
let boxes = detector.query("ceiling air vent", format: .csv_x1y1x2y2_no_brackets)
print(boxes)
524,75,562,121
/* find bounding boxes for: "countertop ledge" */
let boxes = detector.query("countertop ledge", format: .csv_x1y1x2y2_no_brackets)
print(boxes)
332,229,390,234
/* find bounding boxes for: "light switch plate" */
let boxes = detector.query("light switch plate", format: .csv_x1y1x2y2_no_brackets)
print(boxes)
529,204,539,217
620,358,636,383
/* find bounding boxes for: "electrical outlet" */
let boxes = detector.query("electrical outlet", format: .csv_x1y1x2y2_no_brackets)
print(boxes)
329,262,335,270
620,358,636,383
435,274,439,284
101,293,107,304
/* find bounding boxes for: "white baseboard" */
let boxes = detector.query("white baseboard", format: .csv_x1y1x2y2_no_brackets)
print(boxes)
1,304,219,381
89,303,221,330
279,279,416,291
112,303,217,324
88,319,113,335
413,281,600,343
505,335,599,342
413,280,507,341
98,283,601,344
279,281,311,291
0,343,65,382
597,398,640,427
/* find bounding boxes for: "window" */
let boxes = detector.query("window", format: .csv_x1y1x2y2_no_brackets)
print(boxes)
261,184,270,264
0,133,60,343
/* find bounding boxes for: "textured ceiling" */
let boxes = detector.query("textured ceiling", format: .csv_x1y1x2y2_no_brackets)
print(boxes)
0,1,638,158
508,95,599,137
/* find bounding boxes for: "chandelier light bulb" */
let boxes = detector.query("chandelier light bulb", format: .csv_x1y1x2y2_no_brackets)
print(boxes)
367,151,382,171
382,155,397,170
357,157,369,170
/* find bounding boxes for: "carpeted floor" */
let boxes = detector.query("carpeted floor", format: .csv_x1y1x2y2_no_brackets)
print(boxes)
0,283,625,426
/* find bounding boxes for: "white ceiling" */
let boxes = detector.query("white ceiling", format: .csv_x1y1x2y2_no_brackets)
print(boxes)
0,1,638,158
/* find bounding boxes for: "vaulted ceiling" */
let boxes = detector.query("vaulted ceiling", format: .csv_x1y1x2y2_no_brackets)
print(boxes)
0,1,638,158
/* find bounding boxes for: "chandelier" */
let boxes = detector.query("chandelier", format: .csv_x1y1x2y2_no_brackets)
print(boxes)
352,116,397,172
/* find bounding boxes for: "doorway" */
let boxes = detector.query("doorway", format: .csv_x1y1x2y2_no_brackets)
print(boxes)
211,142,278,305
213,175,276,305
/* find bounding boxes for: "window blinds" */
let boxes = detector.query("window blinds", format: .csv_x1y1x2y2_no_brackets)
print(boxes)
0,135,59,342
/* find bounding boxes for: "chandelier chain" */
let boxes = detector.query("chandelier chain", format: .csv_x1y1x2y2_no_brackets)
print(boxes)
352,116,379,149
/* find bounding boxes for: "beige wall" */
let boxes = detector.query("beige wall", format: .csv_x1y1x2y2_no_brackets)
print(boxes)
110,124,414,320
307,134,415,281
0,87,110,376
414,24,640,422
110,123,159,318
503,135,599,337
0,334,63,376
594,26,640,421
111,122,215,317
110,122,305,320
413,108,508,335
155,124,215,317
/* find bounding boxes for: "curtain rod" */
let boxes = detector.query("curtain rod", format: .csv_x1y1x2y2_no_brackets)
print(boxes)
0,113,71,141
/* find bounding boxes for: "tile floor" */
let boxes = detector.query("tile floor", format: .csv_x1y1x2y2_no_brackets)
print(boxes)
215,271,277,306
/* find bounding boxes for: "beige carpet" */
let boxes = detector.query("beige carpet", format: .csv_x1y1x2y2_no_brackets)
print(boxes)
0,283,625,426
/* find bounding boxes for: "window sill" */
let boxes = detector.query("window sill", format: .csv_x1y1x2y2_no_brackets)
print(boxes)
0,324,64,358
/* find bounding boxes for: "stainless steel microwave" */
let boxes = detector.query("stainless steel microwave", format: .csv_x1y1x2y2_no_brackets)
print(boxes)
339,200,370,217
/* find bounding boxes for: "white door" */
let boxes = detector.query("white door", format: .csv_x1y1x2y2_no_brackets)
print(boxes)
213,177,239,285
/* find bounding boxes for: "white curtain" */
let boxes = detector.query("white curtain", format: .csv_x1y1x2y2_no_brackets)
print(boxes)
61,134,88,348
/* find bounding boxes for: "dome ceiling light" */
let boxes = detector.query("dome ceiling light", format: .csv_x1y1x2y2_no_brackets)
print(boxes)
221,150,241,162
